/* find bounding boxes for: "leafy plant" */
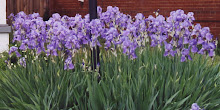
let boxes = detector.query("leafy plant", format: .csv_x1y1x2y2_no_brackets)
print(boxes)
1,5,219,110
89,47,220,109
0,47,219,110
0,55,89,110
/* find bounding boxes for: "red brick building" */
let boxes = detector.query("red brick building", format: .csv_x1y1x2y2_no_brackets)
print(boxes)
7,0,220,38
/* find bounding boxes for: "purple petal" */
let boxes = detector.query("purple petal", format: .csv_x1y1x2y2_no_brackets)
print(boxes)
37,48,42,54
191,46,198,53
183,37,189,44
170,50,176,57
197,37,204,44
188,55,192,60
191,103,200,110
181,48,189,55
194,24,201,31
165,43,173,50
19,43,27,51
52,50,58,56
198,48,205,54
64,64,67,70
68,63,74,70
164,51,169,56
209,49,214,57
181,55,186,62
208,42,216,49
15,51,21,57
205,33,212,41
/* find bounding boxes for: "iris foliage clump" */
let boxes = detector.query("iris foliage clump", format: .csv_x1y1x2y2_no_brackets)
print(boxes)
1,47,219,109
0,6,219,110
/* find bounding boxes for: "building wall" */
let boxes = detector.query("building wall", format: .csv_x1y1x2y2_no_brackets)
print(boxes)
0,0,9,52
51,0,220,39
0,0,7,24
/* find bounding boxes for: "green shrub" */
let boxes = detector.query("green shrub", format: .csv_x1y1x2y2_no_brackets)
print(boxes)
0,47,219,110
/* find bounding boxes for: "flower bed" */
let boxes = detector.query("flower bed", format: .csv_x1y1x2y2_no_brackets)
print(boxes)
0,6,219,109
7,6,217,69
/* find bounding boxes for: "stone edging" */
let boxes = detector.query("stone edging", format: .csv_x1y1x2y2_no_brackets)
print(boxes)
0,24,11,33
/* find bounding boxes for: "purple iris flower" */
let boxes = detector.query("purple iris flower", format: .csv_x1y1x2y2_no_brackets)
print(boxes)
194,24,201,31
180,21,190,29
64,57,74,70
19,43,27,51
200,27,210,38
198,48,205,54
9,46,18,55
208,42,216,49
209,49,215,57
181,55,192,62
15,51,21,57
181,48,192,62
30,13,40,19
183,37,189,44
135,13,144,20
17,11,27,18
189,39,197,46
205,33,212,41
182,48,189,56
181,55,186,62
97,6,102,17
52,13,61,20
150,40,157,47
197,37,204,44
164,43,176,56
191,103,201,110
19,57,26,67
191,45,198,53
187,12,195,21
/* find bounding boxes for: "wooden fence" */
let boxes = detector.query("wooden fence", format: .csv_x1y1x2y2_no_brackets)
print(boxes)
6,0,49,23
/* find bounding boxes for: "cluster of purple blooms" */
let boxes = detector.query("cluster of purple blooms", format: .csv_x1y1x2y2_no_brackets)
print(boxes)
8,6,217,69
